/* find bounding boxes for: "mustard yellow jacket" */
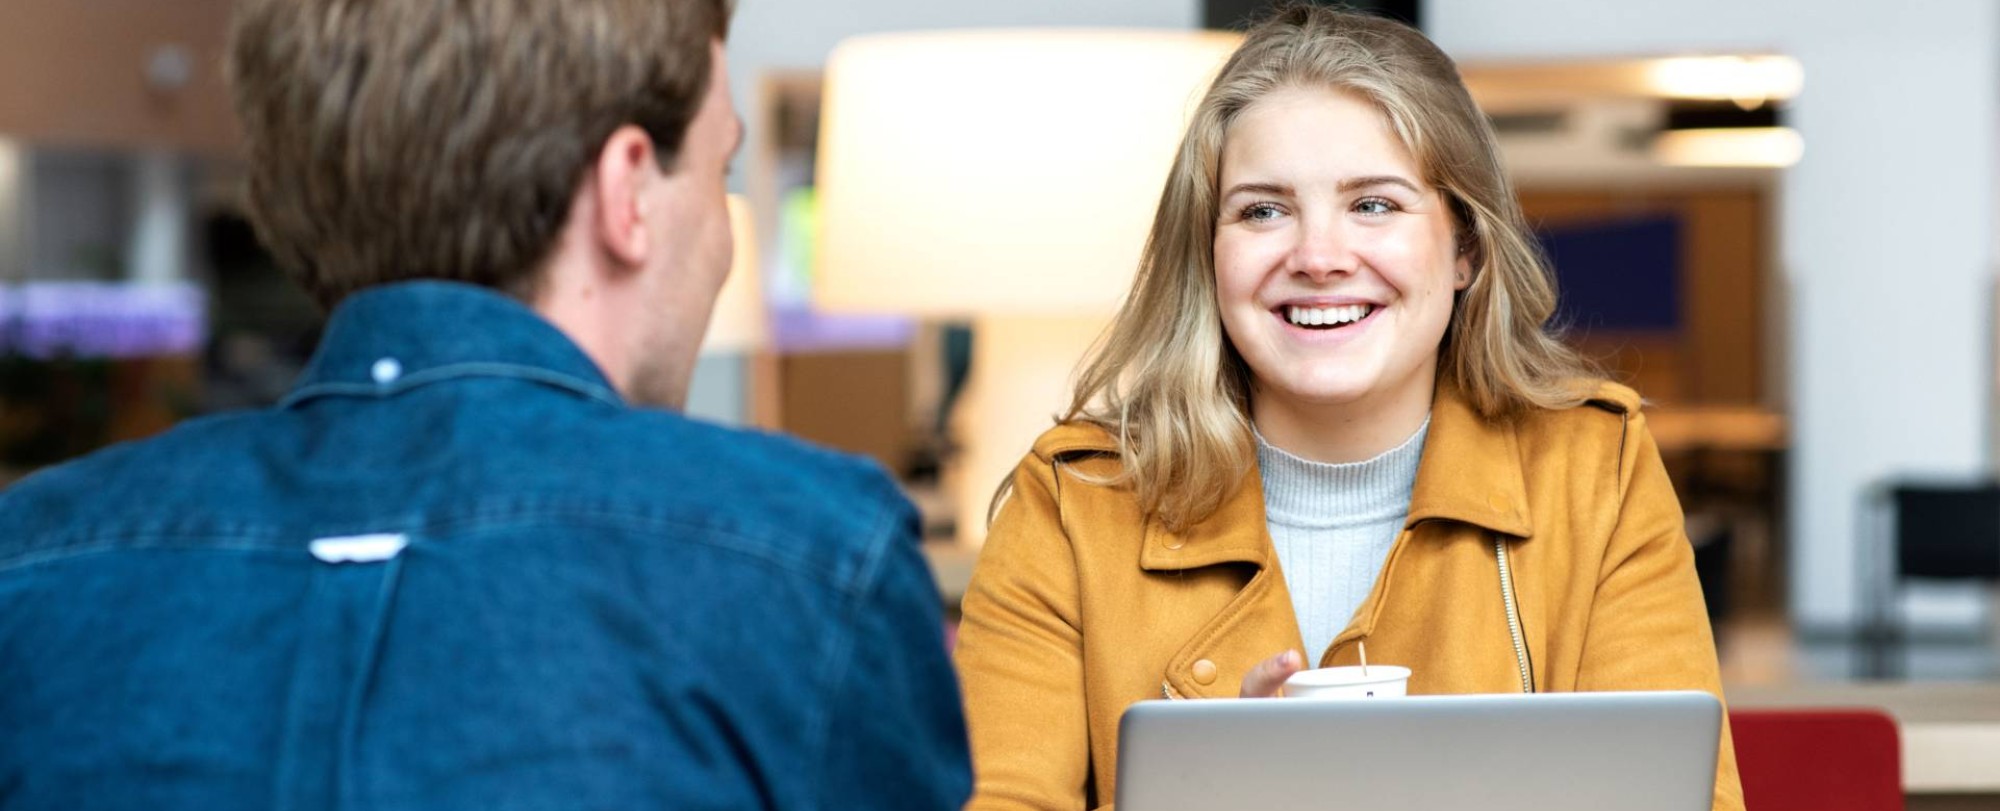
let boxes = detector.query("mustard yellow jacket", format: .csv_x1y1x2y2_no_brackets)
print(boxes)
953,381,1743,811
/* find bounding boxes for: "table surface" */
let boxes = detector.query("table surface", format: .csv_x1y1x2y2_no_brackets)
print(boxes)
1645,405,1787,454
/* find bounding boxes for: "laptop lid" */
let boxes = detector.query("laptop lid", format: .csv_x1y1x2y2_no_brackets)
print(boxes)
1115,690,1721,811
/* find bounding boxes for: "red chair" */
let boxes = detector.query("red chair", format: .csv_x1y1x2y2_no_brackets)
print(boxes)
1729,709,1903,811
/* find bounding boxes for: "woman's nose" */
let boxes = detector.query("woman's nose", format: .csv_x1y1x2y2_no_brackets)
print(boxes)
1284,217,1356,282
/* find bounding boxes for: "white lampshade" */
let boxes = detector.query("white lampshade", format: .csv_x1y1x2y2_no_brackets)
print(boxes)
814,29,1239,546
701,194,764,354
815,29,1240,317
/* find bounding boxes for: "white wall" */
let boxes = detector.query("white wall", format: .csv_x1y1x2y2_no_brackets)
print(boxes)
1429,0,2000,632
684,353,751,426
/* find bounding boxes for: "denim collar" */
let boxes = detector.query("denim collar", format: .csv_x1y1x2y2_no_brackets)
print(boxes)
282,281,623,410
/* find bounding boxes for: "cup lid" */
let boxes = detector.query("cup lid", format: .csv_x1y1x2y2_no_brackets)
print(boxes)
1284,665,1412,688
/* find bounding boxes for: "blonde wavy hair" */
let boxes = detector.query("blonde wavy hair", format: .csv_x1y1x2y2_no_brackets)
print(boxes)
1056,5,1597,529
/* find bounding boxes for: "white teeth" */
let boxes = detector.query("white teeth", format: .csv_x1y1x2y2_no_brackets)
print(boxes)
1286,304,1371,327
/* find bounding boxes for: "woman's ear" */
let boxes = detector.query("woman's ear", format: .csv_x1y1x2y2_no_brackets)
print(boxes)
1447,194,1479,291
1454,227,1477,289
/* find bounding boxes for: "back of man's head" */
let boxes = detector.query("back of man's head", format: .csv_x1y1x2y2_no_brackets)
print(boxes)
227,0,732,310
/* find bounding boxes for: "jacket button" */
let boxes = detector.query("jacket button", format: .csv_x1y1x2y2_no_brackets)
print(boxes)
372,357,402,384
1192,659,1218,685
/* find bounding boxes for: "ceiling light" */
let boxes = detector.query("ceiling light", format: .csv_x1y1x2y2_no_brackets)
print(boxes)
1646,56,1803,108
1653,127,1803,168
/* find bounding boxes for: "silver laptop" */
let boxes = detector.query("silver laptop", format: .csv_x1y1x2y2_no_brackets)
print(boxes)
1116,690,1721,811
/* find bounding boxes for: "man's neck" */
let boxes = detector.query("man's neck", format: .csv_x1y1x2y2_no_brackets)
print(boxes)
534,275,638,395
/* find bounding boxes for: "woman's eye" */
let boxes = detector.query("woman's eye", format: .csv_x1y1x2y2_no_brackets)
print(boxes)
1355,197,1398,216
1242,203,1283,222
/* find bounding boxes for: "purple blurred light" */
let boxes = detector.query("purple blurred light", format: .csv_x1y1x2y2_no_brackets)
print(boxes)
768,305,914,353
0,282,207,359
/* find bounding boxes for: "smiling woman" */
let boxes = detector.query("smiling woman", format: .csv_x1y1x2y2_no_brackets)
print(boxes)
953,6,1745,811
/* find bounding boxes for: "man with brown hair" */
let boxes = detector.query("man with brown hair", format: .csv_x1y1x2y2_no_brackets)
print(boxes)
0,2,971,809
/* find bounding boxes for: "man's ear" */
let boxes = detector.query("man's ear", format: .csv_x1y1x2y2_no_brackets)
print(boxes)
592,125,659,269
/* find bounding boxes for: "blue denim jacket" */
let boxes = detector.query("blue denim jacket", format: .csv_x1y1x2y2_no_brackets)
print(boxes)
0,281,971,811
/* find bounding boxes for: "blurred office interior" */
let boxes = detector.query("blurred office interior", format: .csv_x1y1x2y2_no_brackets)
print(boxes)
2,0,1996,805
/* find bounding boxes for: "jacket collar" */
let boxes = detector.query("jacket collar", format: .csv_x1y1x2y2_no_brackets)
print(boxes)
281,280,623,410
1139,380,1532,573
1404,380,1534,538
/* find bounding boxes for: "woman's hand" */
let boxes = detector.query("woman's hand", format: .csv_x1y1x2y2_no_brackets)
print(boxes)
1238,650,1305,698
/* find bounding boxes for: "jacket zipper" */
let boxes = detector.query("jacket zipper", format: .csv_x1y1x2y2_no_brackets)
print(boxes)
1495,536,1534,693
1161,681,1183,700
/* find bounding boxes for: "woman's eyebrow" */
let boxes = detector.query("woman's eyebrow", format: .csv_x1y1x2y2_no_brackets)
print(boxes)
1338,174,1422,194
1220,181,1293,199
1222,176,1422,198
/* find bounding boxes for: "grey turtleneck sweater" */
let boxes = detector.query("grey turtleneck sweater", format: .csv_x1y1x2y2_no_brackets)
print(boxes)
1255,418,1429,662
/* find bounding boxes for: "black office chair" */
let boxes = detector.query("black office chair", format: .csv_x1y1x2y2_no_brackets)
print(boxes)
1859,482,2000,678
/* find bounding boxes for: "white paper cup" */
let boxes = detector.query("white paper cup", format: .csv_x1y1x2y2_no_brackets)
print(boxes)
1282,665,1412,699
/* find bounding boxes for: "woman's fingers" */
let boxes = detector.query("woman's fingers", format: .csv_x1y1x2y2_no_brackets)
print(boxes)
1238,649,1304,698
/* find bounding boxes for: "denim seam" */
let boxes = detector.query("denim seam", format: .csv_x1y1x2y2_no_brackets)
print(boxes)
804,505,895,810
0,508,834,582
844,501,898,599
281,362,621,410
270,566,329,811
337,554,406,811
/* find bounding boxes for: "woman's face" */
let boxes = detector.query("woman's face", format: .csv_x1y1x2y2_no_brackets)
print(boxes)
1213,86,1469,416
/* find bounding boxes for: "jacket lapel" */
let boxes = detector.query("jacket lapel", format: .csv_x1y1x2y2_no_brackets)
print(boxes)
1139,466,1270,572
1144,465,1307,699
1407,383,1535,540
